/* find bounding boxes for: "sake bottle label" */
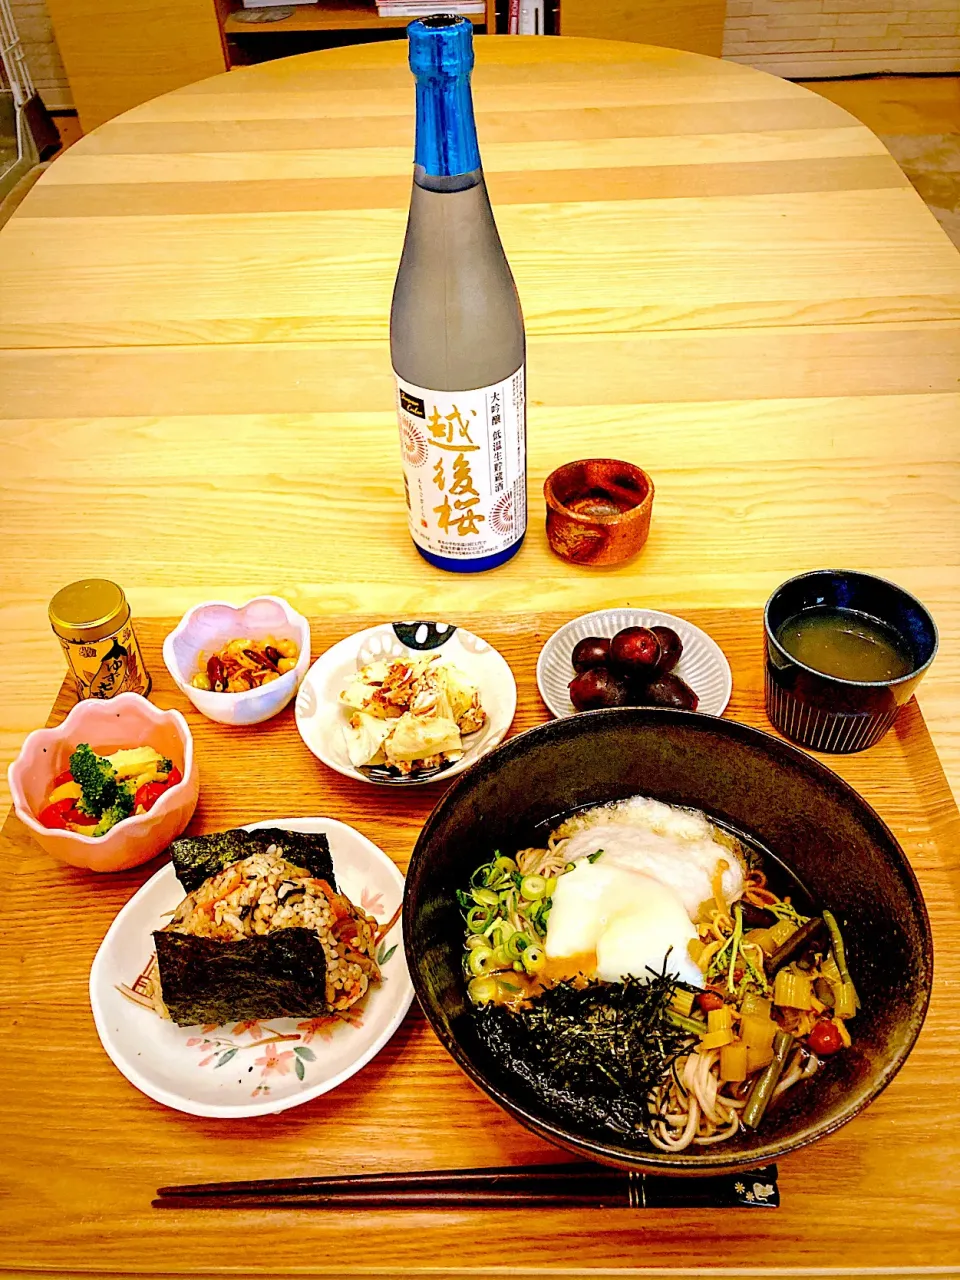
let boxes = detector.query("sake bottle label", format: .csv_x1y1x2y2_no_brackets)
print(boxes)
395,366,526,561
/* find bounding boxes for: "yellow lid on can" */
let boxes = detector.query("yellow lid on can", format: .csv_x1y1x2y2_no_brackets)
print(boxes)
48,579,130,644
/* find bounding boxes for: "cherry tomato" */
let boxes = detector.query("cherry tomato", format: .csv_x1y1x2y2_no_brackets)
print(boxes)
696,991,725,1013
38,797,75,829
64,806,98,827
166,766,182,786
135,781,169,813
53,769,74,788
807,1019,844,1057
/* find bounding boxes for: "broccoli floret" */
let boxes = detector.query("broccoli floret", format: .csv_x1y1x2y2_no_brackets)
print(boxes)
157,756,174,775
91,784,135,837
69,742,118,817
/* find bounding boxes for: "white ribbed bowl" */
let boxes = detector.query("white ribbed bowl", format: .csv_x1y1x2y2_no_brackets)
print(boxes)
536,608,732,719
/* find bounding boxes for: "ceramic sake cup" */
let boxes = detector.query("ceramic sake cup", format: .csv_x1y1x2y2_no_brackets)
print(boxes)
544,459,654,566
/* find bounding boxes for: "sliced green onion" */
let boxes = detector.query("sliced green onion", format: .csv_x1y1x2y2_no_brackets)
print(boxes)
467,975,499,1005
520,875,546,900
522,945,545,974
488,921,516,949
468,946,496,978
465,905,493,933
465,933,490,951
471,887,500,908
470,861,494,889
493,856,518,877
543,877,558,897
504,932,528,960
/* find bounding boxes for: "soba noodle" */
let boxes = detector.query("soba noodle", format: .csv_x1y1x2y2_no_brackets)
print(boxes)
463,796,857,1150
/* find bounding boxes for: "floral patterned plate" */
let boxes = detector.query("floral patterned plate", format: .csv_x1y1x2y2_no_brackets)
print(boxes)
89,816,412,1118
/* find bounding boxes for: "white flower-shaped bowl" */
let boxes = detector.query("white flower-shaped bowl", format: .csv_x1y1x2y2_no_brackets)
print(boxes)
163,596,311,726
8,693,199,873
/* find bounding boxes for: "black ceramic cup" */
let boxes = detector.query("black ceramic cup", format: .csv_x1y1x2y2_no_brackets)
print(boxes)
764,570,938,753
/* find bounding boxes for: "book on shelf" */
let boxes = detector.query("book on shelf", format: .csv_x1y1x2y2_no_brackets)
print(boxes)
518,0,544,32
376,2,486,14
494,0,555,32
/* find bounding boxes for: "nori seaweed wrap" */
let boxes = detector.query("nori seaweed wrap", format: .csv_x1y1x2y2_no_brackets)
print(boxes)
168,826,338,894
152,832,378,1027
154,928,330,1026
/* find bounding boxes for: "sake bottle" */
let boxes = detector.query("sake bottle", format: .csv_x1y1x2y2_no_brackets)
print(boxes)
391,15,526,573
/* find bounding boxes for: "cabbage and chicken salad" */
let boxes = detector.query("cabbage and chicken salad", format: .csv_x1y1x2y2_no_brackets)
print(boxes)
340,654,486,776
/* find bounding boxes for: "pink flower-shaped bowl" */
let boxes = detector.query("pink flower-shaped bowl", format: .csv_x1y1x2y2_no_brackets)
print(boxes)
8,693,199,872
163,596,311,727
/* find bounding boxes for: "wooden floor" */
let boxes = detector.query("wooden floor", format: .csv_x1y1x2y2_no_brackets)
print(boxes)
796,74,960,138
798,75,960,249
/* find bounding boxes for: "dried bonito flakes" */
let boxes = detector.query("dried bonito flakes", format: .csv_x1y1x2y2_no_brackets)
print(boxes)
340,656,486,775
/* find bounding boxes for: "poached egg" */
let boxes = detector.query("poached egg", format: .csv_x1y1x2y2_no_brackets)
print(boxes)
544,796,747,987
546,860,703,987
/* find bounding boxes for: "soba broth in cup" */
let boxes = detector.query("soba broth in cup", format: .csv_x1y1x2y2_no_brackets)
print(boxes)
764,571,937,753
777,610,913,684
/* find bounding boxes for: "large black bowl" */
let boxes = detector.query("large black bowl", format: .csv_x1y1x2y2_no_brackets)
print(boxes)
403,708,932,1174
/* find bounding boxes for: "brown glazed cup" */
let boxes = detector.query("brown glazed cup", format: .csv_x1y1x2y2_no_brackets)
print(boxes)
544,459,654,566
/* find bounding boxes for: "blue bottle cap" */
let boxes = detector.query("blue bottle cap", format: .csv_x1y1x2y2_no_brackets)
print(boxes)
408,14,475,79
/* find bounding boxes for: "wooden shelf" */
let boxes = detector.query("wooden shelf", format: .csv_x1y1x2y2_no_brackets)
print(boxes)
224,1,485,34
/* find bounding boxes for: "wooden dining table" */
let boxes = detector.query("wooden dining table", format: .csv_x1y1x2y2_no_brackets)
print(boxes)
1,33,959,1280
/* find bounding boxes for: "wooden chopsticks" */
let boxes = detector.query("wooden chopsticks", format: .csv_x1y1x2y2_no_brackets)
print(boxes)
154,1161,779,1210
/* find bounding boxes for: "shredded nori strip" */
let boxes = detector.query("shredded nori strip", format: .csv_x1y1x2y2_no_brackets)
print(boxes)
169,828,337,895
473,973,694,1143
154,927,328,1026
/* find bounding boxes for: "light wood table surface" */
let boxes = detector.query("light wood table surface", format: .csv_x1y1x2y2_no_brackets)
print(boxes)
1,36,959,807
2,612,959,1278
0,35,959,1278
2,37,959,815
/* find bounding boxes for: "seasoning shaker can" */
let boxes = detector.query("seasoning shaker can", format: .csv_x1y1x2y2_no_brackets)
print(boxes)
48,579,151,700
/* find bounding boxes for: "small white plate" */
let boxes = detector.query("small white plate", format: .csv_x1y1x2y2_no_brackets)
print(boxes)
295,621,517,786
89,817,412,1119
537,608,733,719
